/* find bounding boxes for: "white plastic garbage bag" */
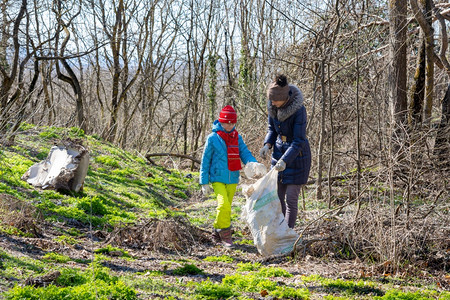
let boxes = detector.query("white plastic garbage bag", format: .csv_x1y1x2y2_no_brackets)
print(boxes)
242,169,299,256
244,162,267,179
21,144,89,192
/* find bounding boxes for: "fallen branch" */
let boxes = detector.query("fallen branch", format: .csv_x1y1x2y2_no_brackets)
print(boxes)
257,237,331,263
306,175,349,185
145,153,201,165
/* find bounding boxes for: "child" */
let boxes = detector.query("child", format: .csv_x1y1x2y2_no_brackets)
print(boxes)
200,105,265,247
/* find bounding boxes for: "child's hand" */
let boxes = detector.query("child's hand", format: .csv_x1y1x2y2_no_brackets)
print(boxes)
254,163,267,178
201,185,212,195
244,162,267,179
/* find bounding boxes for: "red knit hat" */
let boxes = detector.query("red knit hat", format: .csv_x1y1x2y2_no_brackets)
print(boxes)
218,105,237,123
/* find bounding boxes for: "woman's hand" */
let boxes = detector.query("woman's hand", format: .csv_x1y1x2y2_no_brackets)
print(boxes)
259,144,271,159
274,160,286,171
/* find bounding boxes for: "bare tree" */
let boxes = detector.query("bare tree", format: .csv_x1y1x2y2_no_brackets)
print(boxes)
0,0,28,133
52,0,86,132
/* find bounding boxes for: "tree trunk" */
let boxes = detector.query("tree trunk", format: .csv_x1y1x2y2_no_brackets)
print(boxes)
409,38,425,129
316,60,326,200
434,84,450,165
355,31,362,219
53,0,86,133
423,0,434,124
55,26,86,133
327,63,334,209
388,0,408,267
105,0,124,143
389,0,408,146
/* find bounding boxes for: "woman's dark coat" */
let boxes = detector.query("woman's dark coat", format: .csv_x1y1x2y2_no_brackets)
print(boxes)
263,85,311,185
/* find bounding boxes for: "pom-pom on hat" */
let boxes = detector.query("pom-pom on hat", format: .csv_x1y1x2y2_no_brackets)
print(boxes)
267,74,290,102
218,105,237,123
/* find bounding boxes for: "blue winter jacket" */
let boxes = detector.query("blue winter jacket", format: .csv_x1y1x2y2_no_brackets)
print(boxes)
264,85,311,185
200,120,257,185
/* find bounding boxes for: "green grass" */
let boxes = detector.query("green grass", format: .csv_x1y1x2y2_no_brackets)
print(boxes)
203,255,234,263
234,238,253,245
256,266,293,278
322,278,383,297
374,289,448,300
0,225,34,237
42,252,71,263
192,279,238,299
94,245,132,259
5,263,137,300
54,234,78,245
172,264,204,276
236,262,262,272
0,250,45,280
95,155,121,168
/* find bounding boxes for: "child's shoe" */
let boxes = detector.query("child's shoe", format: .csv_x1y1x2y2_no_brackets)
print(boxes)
216,227,233,247
211,228,220,242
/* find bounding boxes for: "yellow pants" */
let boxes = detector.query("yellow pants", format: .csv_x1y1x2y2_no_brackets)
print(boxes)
212,182,237,229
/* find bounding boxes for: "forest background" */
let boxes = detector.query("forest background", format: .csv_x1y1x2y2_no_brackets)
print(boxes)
0,0,449,279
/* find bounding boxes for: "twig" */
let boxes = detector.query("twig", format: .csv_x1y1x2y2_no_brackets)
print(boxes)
257,237,331,263
293,197,358,254
145,153,201,165
421,189,444,219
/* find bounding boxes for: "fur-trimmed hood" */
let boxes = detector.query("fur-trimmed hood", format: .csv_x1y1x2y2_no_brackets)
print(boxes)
267,85,304,122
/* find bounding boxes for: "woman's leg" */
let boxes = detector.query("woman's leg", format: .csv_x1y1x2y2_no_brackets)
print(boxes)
212,182,237,229
277,181,288,216
285,184,302,228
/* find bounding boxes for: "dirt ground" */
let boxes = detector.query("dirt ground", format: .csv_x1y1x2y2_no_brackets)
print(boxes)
0,192,448,298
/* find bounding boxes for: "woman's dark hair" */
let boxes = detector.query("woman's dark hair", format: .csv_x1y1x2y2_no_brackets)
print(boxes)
274,74,288,87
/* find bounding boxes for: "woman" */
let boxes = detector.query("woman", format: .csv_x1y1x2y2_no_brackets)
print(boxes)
260,74,311,228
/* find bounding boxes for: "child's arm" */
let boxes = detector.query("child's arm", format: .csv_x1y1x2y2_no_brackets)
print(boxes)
199,135,213,185
238,135,257,165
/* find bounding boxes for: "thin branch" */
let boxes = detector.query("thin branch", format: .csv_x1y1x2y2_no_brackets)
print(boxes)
145,153,201,165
